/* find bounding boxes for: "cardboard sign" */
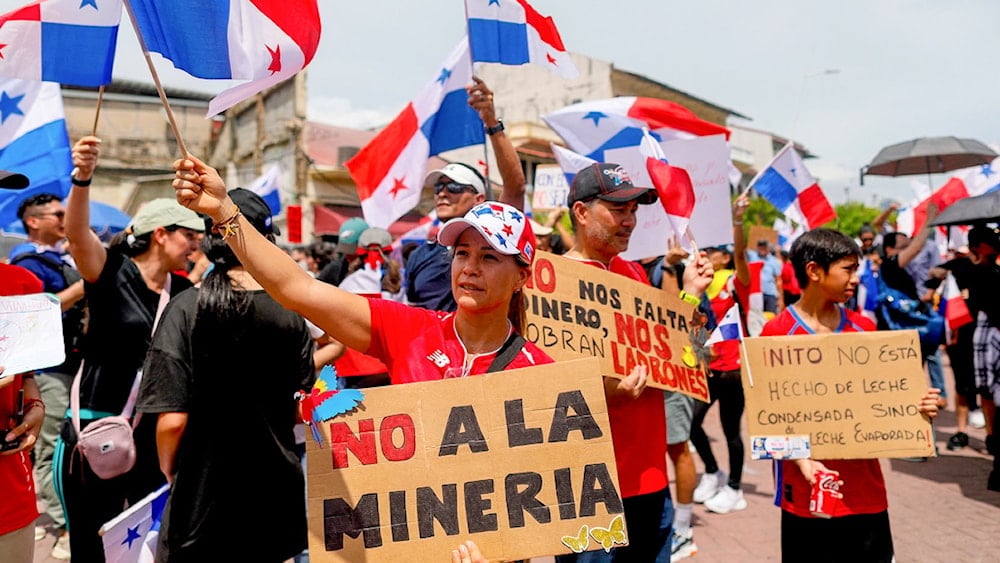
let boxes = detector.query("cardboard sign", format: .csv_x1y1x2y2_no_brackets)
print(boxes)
604,134,733,259
522,252,708,401
306,358,626,562
741,330,934,460
747,225,778,248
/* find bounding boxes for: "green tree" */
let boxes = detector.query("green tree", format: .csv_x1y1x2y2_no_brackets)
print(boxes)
740,195,880,237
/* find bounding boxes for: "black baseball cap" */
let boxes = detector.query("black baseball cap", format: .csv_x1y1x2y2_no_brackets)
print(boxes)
568,163,657,206
0,170,29,190
204,188,279,236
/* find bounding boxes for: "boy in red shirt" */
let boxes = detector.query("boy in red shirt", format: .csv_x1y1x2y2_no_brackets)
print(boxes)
762,228,941,563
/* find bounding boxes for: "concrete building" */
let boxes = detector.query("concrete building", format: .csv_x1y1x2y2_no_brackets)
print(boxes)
62,81,216,215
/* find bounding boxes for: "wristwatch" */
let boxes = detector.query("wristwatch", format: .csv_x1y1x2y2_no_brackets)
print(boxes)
485,119,505,136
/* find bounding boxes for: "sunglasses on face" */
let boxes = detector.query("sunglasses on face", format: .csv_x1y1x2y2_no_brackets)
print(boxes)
860,237,874,243
33,211,65,219
434,181,476,195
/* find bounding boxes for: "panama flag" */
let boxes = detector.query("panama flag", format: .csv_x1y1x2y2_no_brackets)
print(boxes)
100,484,169,563
0,78,72,230
245,163,281,215
542,96,730,162
705,304,743,347
773,217,804,251
465,0,577,79
944,273,972,334
0,0,120,87
551,143,596,187
749,142,836,229
129,0,321,116
346,40,484,228
639,128,696,245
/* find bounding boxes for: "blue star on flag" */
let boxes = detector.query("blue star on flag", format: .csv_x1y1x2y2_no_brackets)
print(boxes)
508,209,523,222
437,67,452,85
0,91,25,124
488,0,501,5
982,163,995,178
788,167,797,178
80,0,99,9
122,525,142,549
583,111,607,126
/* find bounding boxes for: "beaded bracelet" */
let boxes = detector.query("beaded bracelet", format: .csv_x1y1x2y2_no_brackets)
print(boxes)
212,205,242,240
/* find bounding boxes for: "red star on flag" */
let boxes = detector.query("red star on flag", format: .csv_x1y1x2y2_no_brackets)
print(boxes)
389,177,407,198
0,44,7,60
502,224,513,236
266,44,281,74
546,53,557,65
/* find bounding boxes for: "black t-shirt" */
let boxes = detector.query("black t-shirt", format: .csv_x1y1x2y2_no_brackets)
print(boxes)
880,254,919,299
945,256,1000,328
78,252,192,413
137,288,315,561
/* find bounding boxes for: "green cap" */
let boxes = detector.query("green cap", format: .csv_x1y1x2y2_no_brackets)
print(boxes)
128,198,205,236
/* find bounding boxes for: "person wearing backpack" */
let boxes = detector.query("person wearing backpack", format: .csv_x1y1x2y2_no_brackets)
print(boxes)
9,193,86,560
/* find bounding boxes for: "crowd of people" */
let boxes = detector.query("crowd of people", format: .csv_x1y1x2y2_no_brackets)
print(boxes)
0,77,993,563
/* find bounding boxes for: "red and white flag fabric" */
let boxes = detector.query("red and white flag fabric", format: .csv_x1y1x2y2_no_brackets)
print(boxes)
465,0,577,79
346,40,484,228
748,142,836,229
944,273,972,336
638,129,695,246
542,96,730,162
908,155,1000,234
129,0,321,116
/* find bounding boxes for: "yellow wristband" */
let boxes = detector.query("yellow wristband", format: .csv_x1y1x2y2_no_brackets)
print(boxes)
679,291,701,306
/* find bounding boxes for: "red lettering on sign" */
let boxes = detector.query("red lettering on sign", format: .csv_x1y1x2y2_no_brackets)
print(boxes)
380,414,416,461
331,418,377,468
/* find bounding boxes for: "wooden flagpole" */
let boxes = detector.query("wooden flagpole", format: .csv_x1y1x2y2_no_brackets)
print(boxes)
121,0,189,157
91,86,104,136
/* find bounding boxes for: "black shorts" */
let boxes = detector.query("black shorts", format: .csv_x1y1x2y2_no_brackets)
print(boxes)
781,510,893,563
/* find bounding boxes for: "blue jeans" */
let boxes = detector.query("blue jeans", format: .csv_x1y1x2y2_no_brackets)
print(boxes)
927,348,946,398
555,488,674,563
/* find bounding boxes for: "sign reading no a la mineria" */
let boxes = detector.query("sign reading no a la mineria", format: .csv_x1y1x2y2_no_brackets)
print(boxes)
306,358,626,562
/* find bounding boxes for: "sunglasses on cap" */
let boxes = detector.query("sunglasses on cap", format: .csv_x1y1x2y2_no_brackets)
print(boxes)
434,181,477,195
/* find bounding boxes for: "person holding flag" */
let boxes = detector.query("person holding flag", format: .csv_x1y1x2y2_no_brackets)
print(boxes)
690,196,753,515
403,76,526,312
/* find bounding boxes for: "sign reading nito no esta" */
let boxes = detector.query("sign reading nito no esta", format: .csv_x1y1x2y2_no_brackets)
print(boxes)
741,330,934,460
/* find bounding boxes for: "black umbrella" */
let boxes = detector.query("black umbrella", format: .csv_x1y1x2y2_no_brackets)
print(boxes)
928,189,1000,227
860,136,998,185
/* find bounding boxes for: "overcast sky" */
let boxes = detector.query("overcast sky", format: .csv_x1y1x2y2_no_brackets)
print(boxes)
106,0,998,209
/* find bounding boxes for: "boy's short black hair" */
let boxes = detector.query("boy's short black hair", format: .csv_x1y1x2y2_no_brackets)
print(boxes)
789,228,861,289
16,192,61,220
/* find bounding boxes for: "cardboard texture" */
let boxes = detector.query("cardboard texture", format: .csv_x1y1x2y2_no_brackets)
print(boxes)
741,330,935,459
748,225,779,248
522,251,708,401
306,358,626,562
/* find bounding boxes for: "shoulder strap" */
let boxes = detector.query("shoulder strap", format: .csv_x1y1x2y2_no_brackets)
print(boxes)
486,332,527,373
72,274,173,428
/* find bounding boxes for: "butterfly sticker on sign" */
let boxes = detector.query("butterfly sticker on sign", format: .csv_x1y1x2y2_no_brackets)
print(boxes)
590,515,627,552
561,525,590,553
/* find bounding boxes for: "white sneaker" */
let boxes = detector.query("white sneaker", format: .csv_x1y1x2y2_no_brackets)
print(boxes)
34,526,47,541
50,533,71,561
704,486,747,514
670,528,698,562
969,409,986,429
692,471,725,504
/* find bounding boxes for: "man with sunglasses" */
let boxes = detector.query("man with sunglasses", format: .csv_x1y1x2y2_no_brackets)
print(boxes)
404,76,525,311
9,192,86,560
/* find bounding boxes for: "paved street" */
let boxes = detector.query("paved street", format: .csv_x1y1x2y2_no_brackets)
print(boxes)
33,363,1000,562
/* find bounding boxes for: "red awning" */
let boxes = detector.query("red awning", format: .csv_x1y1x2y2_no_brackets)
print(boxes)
312,204,426,239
